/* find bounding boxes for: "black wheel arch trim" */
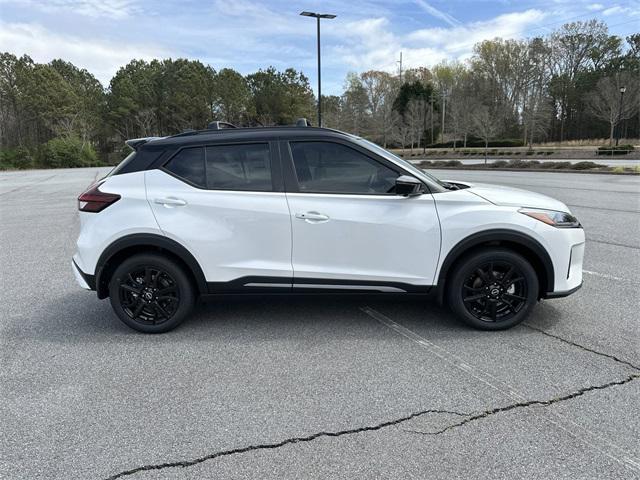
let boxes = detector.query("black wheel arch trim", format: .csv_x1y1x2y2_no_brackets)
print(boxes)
436,229,555,302
95,233,208,299
73,259,96,290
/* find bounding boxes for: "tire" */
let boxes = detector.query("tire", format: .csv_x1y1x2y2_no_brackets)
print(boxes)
446,248,538,331
108,253,195,333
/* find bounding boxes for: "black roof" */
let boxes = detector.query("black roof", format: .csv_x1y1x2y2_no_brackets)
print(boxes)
145,126,354,148
113,126,357,176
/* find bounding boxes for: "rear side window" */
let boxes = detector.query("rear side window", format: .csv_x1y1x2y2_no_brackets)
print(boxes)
205,143,272,191
164,147,205,187
164,143,272,191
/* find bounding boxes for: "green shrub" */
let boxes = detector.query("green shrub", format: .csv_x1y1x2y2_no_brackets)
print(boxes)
571,161,600,170
549,161,571,169
0,146,36,170
597,144,634,151
40,137,99,168
430,160,462,167
597,144,634,155
507,160,540,169
490,160,508,168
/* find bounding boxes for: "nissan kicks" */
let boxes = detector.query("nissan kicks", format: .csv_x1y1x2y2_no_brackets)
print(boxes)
73,121,584,333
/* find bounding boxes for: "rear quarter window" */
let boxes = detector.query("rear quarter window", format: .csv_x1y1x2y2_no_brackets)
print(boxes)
164,147,206,187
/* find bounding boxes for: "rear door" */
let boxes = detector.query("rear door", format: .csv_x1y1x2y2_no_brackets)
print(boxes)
282,139,441,291
146,141,292,291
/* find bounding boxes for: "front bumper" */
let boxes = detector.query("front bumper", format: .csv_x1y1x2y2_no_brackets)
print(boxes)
72,259,95,290
543,281,582,299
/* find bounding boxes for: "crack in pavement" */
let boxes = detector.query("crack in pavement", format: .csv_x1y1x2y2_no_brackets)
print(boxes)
105,374,640,479
104,409,470,479
405,373,639,437
523,324,640,371
105,315,639,479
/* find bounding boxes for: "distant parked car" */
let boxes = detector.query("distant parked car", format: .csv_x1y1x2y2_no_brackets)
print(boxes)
73,121,584,333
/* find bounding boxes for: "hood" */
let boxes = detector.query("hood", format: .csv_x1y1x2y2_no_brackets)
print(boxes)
446,180,570,212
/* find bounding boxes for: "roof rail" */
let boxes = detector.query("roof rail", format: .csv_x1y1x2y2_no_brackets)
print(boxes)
296,118,312,127
208,121,237,130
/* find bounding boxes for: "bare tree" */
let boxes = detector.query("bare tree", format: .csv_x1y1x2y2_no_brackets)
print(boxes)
392,111,411,153
405,98,425,153
471,104,502,162
587,73,639,145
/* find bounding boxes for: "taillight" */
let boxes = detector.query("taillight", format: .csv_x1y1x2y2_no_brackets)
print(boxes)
78,182,120,213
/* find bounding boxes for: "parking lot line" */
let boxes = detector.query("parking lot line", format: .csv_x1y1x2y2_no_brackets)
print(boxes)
583,270,626,282
360,306,640,472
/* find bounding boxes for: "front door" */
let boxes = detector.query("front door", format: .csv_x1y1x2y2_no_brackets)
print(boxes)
283,140,440,292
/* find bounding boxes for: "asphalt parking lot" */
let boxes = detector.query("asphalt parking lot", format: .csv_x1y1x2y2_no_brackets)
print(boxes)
1,167,639,479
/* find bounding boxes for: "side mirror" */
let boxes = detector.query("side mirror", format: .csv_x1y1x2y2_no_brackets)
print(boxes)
395,175,423,197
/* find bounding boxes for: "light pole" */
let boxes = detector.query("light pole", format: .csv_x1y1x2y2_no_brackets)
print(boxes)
300,11,336,127
615,86,626,147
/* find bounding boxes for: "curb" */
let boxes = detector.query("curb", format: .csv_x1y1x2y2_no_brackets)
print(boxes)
418,166,640,175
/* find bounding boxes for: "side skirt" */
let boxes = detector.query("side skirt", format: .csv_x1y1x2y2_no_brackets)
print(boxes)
206,276,432,295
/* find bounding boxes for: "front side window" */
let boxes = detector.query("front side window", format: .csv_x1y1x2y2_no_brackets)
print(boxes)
205,143,272,191
289,141,399,194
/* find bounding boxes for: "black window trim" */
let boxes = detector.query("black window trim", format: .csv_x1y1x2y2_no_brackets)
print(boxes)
160,140,283,192
281,138,427,196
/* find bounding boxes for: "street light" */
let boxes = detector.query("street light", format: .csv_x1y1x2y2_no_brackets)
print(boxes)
300,11,336,127
616,86,626,146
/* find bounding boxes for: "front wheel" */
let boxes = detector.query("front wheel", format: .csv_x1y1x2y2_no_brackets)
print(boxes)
108,253,195,333
447,248,539,330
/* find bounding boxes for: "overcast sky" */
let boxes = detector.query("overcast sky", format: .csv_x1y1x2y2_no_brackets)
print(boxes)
0,0,638,94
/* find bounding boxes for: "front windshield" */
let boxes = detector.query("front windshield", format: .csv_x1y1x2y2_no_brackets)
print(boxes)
353,137,447,190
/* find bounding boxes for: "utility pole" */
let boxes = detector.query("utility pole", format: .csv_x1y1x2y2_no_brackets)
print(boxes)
423,97,427,154
615,86,626,147
429,92,435,145
397,51,403,83
300,11,336,127
441,89,447,143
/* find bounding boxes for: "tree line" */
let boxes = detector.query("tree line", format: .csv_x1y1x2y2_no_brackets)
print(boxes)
0,19,638,168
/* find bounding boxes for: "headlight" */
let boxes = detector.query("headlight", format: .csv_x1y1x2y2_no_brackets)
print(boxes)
519,208,581,228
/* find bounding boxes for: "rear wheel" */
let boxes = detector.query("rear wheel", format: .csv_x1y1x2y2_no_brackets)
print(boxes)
108,253,195,333
447,248,538,330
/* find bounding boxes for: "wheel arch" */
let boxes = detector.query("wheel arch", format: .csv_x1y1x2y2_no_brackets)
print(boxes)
436,229,554,303
95,234,207,299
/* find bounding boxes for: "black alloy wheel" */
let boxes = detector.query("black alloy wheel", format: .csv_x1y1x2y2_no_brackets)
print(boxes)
119,266,180,325
448,248,538,330
462,260,527,323
109,254,195,333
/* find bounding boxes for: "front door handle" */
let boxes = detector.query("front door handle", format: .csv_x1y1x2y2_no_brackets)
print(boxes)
154,197,187,207
295,211,330,222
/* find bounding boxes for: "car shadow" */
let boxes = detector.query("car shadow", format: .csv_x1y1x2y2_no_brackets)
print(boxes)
11,291,565,345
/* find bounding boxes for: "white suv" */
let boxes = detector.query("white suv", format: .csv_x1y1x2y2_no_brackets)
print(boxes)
73,123,584,333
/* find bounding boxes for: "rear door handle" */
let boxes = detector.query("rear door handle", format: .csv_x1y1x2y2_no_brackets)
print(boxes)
154,197,187,207
295,211,330,222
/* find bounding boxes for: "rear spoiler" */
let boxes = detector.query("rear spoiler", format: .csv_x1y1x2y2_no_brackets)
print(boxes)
125,137,165,151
